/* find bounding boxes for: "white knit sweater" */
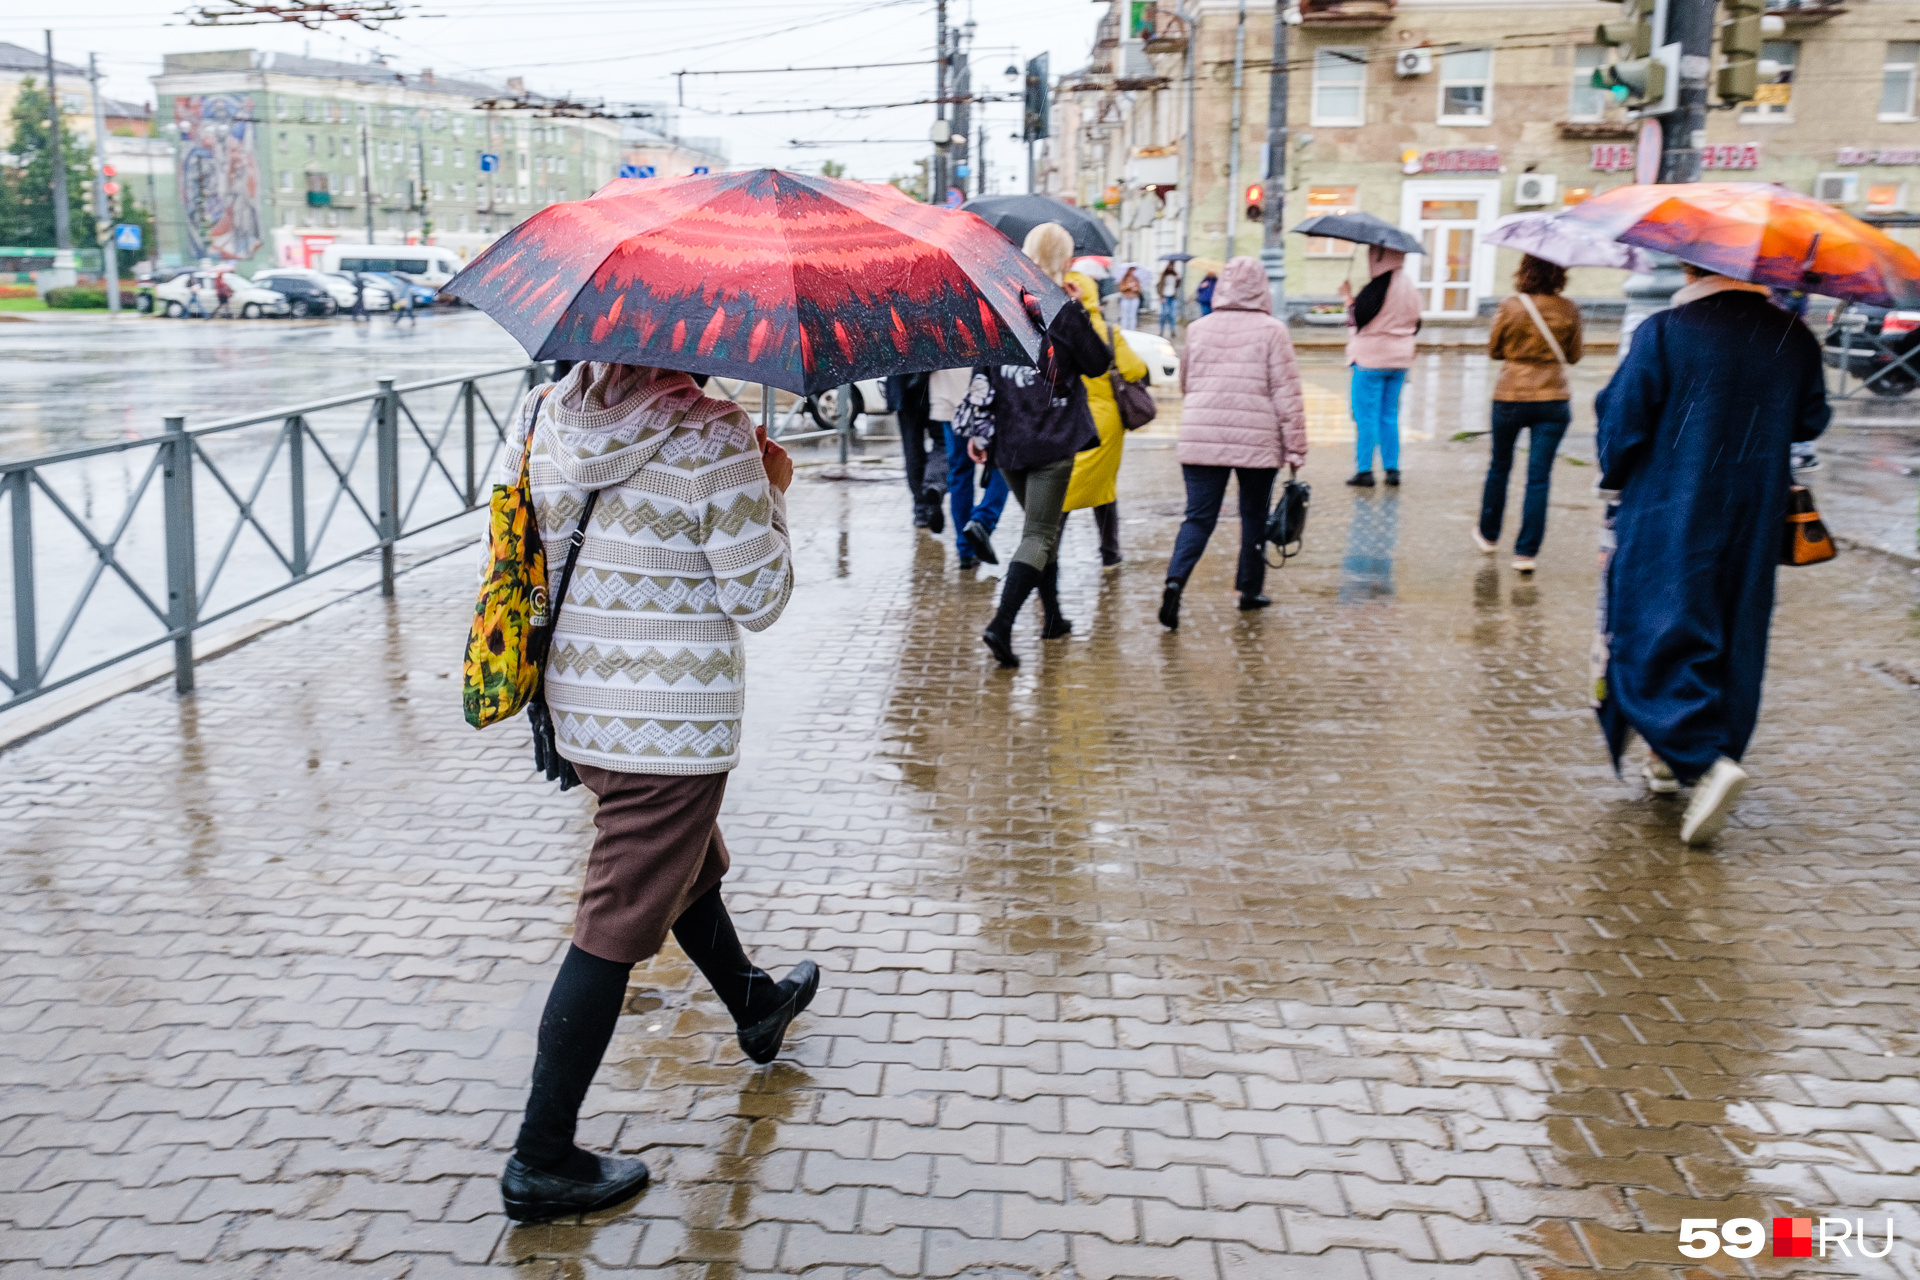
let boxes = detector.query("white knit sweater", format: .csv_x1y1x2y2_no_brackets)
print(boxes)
499,363,793,774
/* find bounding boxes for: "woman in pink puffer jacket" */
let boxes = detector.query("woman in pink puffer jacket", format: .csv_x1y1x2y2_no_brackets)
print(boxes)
1159,255,1308,630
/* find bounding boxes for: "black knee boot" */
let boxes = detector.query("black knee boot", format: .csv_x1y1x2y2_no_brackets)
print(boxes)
982,561,1042,667
1036,559,1072,639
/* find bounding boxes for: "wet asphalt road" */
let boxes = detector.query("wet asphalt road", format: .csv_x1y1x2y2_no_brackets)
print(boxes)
2,411,1917,1275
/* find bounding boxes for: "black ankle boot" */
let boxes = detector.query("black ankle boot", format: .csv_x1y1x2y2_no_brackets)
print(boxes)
983,561,1042,667
1037,560,1072,639
1158,580,1182,631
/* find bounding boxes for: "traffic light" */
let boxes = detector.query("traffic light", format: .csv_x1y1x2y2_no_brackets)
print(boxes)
1716,0,1785,104
1245,182,1264,223
1592,0,1677,115
1022,53,1050,143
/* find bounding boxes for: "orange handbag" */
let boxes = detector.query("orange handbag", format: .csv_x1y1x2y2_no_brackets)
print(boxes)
1780,484,1836,566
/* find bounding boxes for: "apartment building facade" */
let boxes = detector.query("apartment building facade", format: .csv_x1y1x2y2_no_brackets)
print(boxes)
1048,0,1920,315
149,51,628,273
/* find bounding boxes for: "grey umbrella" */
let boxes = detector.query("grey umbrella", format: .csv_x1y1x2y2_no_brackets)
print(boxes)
960,194,1119,257
1290,211,1423,255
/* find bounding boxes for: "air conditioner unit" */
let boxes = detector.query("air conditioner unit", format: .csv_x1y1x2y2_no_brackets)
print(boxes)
1814,172,1858,205
1395,48,1432,78
1514,173,1558,207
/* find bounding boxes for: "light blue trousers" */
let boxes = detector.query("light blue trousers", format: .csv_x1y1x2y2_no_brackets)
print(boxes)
1350,366,1407,473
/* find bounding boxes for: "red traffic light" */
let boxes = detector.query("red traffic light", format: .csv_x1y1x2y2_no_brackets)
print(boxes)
1244,182,1264,206
104,182,120,196
101,164,116,178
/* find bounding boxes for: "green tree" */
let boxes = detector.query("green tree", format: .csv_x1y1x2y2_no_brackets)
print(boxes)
0,78,99,248
820,159,846,179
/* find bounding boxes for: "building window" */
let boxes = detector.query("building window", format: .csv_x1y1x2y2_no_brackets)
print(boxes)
1311,48,1366,126
432,180,444,199
1570,44,1609,121
458,213,469,232
277,130,289,151
1439,47,1492,124
1868,181,1907,212
280,170,293,193
432,110,446,131
1302,185,1359,255
343,174,357,196
276,98,290,121
453,116,465,138
1882,43,1919,121
1743,41,1797,120
432,145,444,166
453,148,465,169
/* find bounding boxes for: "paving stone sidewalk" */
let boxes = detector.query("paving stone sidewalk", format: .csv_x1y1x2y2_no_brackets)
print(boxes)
3,415,1919,1279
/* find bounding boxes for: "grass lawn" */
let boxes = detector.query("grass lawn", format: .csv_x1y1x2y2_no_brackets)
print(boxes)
0,297,50,311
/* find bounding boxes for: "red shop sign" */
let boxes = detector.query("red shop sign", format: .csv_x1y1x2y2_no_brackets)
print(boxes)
1701,142,1760,170
1591,144,1637,173
1420,147,1500,173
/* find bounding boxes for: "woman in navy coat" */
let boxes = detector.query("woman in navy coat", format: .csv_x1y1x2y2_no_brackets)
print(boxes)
1595,265,1829,845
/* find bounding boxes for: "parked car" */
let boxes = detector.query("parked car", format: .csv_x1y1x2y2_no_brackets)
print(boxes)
151,270,290,319
261,276,339,318
362,270,438,309
1823,304,1920,397
134,266,195,314
804,377,890,430
1119,328,1180,386
325,272,398,311
253,267,358,310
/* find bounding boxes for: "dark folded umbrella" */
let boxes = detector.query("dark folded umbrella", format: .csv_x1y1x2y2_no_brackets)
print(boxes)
1159,252,1195,262
1290,211,1423,256
960,193,1118,257
442,169,1068,395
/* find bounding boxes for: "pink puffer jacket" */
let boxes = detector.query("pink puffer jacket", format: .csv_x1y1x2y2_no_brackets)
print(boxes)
1177,256,1308,470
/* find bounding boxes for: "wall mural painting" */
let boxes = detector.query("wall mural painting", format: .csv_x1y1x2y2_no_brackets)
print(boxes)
174,94,262,262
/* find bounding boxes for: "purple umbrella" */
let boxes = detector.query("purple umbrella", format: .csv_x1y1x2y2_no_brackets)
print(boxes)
1487,212,1655,273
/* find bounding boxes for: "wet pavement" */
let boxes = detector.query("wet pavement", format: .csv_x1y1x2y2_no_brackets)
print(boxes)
3,371,1920,1279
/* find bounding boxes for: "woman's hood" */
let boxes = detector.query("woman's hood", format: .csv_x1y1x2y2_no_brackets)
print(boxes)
539,362,704,490
1368,246,1407,279
1212,256,1273,312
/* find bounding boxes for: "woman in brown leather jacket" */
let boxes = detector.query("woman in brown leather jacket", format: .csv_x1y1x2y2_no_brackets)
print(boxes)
1475,254,1584,573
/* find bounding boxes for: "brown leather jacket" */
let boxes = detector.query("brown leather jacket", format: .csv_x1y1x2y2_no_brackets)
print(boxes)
1488,294,1583,402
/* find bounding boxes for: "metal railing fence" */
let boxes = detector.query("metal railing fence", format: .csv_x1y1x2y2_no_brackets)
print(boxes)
1,367,855,715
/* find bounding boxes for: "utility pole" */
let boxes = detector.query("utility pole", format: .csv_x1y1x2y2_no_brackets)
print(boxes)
1223,0,1247,251
1659,0,1711,185
1179,0,1196,257
1261,0,1291,315
360,123,376,243
86,53,121,315
934,0,948,204
45,31,74,252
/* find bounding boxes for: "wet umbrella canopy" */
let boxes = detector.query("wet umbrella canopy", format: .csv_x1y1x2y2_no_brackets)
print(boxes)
444,169,1069,396
960,193,1119,257
1558,181,1920,308
1289,211,1423,256
1486,211,1656,273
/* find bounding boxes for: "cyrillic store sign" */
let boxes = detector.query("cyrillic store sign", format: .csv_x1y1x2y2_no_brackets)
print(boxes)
1417,147,1500,173
1591,142,1760,172
1837,147,1920,166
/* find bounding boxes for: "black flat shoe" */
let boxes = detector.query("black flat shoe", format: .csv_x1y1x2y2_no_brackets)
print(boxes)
1158,582,1181,631
736,960,821,1065
926,503,945,535
1238,594,1271,611
963,520,999,565
981,625,1019,668
501,1153,650,1223
1345,471,1375,488
958,554,978,571
1383,469,1401,487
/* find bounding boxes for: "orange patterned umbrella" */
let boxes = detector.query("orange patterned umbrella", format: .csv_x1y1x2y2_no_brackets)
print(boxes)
1557,182,1920,308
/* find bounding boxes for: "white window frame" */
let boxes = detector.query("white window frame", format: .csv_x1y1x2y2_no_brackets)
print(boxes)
1438,47,1493,126
1866,179,1908,213
1881,43,1919,122
1741,41,1798,123
1302,185,1360,256
1311,47,1367,127
1569,44,1609,123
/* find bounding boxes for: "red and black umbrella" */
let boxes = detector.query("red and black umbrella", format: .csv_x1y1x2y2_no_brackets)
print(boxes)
444,168,1068,395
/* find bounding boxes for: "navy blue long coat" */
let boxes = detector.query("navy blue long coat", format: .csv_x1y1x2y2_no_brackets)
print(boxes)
1595,287,1830,782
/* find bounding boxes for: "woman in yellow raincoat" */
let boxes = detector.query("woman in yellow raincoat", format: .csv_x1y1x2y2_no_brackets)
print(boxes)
1061,268,1148,568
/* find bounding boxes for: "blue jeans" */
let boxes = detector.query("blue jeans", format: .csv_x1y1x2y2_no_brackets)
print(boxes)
1350,366,1406,473
943,423,1008,556
1478,400,1570,557
1166,465,1276,596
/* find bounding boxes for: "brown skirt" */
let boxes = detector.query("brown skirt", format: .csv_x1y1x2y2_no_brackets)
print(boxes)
570,764,731,965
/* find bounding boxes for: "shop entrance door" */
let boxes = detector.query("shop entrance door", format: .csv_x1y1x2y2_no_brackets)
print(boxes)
1399,180,1498,317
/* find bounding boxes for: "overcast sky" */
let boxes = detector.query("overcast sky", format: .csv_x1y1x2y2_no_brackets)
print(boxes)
6,0,1103,186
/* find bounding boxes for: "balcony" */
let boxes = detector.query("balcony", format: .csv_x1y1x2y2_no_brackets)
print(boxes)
1765,0,1845,22
1301,0,1394,27
305,191,331,207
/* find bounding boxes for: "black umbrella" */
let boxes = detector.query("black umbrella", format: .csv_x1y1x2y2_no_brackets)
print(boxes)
1159,252,1195,262
1290,211,1423,256
960,194,1118,257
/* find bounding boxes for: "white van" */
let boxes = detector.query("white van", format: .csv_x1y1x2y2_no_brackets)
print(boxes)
317,244,464,288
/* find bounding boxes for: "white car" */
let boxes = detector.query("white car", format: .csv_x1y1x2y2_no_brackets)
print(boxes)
804,377,890,430
323,272,398,311
1120,328,1180,386
254,268,358,310
152,271,291,319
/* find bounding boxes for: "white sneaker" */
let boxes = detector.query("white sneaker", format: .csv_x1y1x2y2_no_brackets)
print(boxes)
1472,528,1497,554
1513,556,1536,574
1642,753,1679,794
1680,757,1748,846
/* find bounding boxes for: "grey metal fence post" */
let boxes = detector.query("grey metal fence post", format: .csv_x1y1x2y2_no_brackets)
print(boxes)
162,414,197,694
836,384,853,465
377,377,399,597
287,415,309,578
8,470,36,696
463,379,478,507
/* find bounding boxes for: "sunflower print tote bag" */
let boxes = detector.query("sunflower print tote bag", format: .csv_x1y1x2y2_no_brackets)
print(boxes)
462,387,554,728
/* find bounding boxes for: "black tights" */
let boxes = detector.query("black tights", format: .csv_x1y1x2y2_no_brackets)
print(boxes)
513,885,773,1179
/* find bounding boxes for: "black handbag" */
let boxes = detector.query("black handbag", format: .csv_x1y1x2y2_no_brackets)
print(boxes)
526,489,600,791
1780,483,1836,566
1265,468,1310,566
1102,325,1158,431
